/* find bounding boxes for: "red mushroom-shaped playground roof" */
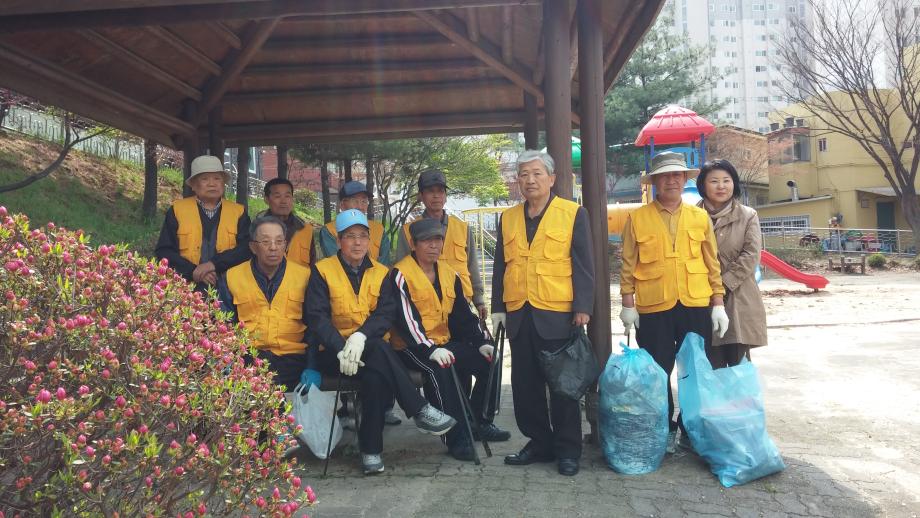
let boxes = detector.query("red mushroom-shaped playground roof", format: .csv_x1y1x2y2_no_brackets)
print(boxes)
634,105,715,146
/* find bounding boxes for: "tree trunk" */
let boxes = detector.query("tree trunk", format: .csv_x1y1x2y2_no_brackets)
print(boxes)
277,145,289,180
236,145,250,210
900,188,920,252
321,159,332,223
343,158,353,183
365,157,375,220
142,139,158,221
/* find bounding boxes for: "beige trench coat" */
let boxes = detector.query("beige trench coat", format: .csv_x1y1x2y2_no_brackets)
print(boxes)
703,200,769,348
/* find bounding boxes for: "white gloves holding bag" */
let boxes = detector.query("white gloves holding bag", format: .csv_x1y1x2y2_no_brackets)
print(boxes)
619,306,640,331
337,332,367,376
491,312,506,332
711,305,730,338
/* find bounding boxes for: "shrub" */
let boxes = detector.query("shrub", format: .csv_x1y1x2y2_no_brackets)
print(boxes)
867,253,887,268
0,207,315,517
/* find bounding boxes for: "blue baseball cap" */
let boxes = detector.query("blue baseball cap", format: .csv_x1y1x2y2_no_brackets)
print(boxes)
335,209,369,233
340,181,368,199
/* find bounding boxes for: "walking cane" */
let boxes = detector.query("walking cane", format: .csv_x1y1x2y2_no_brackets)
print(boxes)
492,323,505,416
481,322,504,422
448,363,490,463
322,374,343,478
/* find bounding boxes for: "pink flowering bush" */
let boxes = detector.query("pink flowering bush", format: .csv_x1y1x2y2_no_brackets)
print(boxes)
0,208,317,517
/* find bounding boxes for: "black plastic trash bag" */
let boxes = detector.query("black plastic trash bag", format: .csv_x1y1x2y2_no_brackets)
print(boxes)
538,326,601,401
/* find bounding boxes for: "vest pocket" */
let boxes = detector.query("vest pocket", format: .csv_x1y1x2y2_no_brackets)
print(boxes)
637,234,660,263
452,233,468,262
177,230,193,254
535,261,573,302
502,263,527,302
686,229,706,258
543,230,570,261
286,291,305,319
685,260,713,299
633,266,665,306
502,233,519,260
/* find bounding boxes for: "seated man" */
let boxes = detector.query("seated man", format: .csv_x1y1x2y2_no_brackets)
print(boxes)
391,219,510,462
217,215,312,392
306,209,456,475
156,155,251,291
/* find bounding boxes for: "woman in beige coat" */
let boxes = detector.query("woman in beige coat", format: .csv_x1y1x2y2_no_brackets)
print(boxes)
696,159,768,367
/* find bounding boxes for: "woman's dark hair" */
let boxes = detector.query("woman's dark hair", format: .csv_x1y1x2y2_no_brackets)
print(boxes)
697,159,742,200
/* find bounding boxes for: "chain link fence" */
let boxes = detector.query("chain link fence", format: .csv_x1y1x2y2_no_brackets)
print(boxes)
762,225,917,256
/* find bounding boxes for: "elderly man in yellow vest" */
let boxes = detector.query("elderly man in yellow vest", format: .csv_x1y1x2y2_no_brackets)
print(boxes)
216,215,312,392
318,181,391,264
259,178,316,267
156,155,251,289
491,150,595,477
306,210,456,475
391,219,511,462
394,169,487,319
619,151,730,453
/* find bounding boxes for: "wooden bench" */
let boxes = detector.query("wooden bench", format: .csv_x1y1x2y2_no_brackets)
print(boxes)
827,255,866,274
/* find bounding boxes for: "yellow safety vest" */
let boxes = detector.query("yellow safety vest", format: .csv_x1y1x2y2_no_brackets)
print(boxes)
629,203,714,314
173,197,245,265
325,219,385,261
500,197,578,313
315,256,390,339
226,260,310,355
393,256,456,347
286,224,315,267
402,214,473,298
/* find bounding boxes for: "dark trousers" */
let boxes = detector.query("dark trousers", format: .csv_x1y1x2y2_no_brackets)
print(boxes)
400,342,495,446
707,343,751,369
636,303,712,432
255,350,310,393
316,338,427,454
509,313,583,459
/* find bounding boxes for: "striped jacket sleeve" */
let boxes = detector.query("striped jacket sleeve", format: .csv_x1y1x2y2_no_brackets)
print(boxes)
390,269,434,356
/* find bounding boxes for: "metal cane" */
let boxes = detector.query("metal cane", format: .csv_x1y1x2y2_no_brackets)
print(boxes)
481,322,504,421
492,324,505,416
448,363,490,463
322,374,343,478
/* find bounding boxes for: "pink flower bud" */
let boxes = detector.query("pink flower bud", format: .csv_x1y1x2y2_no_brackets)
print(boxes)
36,389,52,404
101,369,111,379
55,387,67,400
170,440,180,450
116,322,127,331
78,385,90,396
84,446,95,457
138,424,149,434
115,395,126,408
255,497,266,509
186,433,197,445
174,466,184,476
306,486,316,504
145,477,153,488
102,455,111,465
175,394,187,408
291,477,301,488
197,503,207,516
82,482,92,492
24,360,36,371
48,360,58,370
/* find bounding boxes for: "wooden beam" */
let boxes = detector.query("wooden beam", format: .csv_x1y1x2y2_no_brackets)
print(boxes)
236,144,250,208
222,78,514,102
147,26,222,75
262,33,448,51
192,18,280,126
0,42,192,140
207,21,242,49
77,29,202,100
207,106,224,158
466,8,480,42
414,10,541,99
0,0,257,16
276,145,289,180
227,125,525,147
569,11,579,82
523,91,539,149
241,58,489,76
544,0,573,198
0,0,541,32
500,6,514,65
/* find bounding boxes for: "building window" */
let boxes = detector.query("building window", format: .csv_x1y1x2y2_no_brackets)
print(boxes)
755,50,767,56
754,19,766,26
757,96,769,102
759,126,769,133
755,65,767,72
761,215,812,234
771,80,781,86
770,18,781,24
757,111,770,117
818,138,827,152
756,80,769,87
788,5,796,12
792,134,811,161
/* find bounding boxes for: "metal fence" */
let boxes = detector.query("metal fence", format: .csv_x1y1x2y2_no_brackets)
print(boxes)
762,225,917,255
1,106,145,165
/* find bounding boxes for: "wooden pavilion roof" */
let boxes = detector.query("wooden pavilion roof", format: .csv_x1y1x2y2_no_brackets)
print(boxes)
0,0,664,148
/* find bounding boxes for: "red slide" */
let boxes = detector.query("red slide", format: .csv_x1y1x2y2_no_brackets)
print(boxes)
760,250,829,290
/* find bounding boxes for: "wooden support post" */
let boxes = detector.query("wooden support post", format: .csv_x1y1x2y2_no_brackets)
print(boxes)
543,0,573,199
578,0,610,442
343,159,353,183
320,160,332,223
523,92,539,150
277,145,289,179
181,100,199,197
236,145,250,209
207,106,224,160
142,139,158,221
365,157,376,219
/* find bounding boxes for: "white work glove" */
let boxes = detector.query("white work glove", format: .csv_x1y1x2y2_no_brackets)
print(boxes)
491,312,506,332
429,347,455,368
336,351,359,376
343,332,367,364
478,344,494,362
711,305,730,339
619,306,640,331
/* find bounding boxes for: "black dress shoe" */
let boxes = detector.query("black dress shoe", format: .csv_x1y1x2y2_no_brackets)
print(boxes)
473,423,512,442
504,444,555,465
557,458,580,476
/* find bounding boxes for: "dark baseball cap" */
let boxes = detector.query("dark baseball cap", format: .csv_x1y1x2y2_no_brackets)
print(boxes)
409,218,445,243
418,169,448,192
340,180,368,198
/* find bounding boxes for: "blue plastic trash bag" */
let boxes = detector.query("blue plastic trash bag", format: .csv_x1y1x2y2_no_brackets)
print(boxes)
599,343,669,474
676,332,785,487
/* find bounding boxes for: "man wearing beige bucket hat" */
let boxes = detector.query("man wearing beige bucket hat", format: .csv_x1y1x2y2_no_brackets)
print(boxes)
618,151,729,453
156,155,251,289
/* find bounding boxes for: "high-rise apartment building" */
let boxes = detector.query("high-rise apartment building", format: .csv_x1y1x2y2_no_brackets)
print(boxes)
664,0,813,133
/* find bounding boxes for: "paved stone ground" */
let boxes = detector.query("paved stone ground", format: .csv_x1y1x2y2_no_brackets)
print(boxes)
292,271,920,517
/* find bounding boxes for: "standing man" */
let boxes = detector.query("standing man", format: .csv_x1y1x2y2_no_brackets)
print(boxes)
306,209,456,474
491,150,595,477
319,181,390,264
217,215,312,392
156,155,251,290
394,169,487,319
619,151,729,452
260,178,316,267
391,219,511,462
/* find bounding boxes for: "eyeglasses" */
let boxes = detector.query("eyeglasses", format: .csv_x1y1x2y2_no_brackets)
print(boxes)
341,233,370,241
255,239,286,248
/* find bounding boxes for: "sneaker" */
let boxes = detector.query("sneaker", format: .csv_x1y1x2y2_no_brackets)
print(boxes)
666,430,678,454
362,453,385,475
384,408,403,426
473,422,511,442
413,404,456,436
448,438,477,461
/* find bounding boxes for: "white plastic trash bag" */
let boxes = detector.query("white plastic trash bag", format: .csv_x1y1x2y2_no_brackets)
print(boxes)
285,383,342,460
